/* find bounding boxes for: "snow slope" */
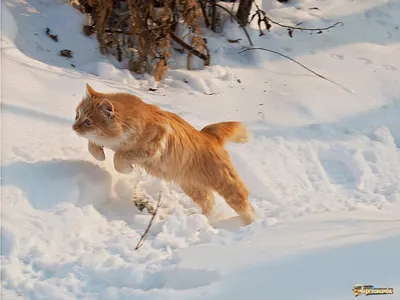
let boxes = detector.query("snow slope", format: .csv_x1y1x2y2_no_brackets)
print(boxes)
1,0,400,299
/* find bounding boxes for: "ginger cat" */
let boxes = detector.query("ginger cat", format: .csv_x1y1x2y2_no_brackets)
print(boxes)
72,84,256,225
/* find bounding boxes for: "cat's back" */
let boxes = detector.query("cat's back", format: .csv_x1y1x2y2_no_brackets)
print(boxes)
106,92,200,137
106,92,146,110
106,92,164,122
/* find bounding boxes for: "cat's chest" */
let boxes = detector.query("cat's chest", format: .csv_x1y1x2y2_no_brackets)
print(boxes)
87,134,127,151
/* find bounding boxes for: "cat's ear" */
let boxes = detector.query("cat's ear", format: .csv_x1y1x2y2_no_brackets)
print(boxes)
86,83,100,98
98,99,114,118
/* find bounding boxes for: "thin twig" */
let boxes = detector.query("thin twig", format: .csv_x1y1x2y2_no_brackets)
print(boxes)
229,0,237,23
268,18,343,31
215,3,253,46
112,15,130,32
238,47,353,94
252,0,343,32
198,0,210,27
134,191,162,250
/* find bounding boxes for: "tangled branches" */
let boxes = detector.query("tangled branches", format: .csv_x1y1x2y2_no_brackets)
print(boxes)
70,0,343,83
179,0,211,69
78,0,210,82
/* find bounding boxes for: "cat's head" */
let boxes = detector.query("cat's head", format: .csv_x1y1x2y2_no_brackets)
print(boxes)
72,84,123,141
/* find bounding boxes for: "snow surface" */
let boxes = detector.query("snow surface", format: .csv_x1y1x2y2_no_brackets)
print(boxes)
1,0,400,299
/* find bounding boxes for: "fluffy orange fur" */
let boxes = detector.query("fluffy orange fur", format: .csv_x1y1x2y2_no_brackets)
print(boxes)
72,84,256,225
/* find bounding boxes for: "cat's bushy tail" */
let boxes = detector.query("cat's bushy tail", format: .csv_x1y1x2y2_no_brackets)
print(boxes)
200,121,251,145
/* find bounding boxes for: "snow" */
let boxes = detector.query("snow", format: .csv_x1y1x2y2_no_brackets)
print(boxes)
1,0,400,299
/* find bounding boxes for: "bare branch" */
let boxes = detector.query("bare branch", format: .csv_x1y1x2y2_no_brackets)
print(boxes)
170,32,210,65
135,191,162,250
238,47,353,94
198,0,210,27
211,0,217,32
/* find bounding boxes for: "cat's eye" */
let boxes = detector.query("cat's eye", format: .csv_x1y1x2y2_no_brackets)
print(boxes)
84,119,92,126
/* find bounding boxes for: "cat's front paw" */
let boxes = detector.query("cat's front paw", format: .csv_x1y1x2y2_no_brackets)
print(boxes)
113,152,133,174
88,142,106,161
115,163,133,174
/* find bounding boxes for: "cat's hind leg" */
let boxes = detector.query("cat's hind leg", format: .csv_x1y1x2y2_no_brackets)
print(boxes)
181,183,216,216
213,178,256,226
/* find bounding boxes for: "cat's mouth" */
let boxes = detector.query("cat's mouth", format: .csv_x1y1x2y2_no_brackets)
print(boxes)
78,131,100,142
74,130,88,138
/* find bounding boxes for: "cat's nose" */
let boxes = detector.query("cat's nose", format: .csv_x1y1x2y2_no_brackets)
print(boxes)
72,124,78,131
